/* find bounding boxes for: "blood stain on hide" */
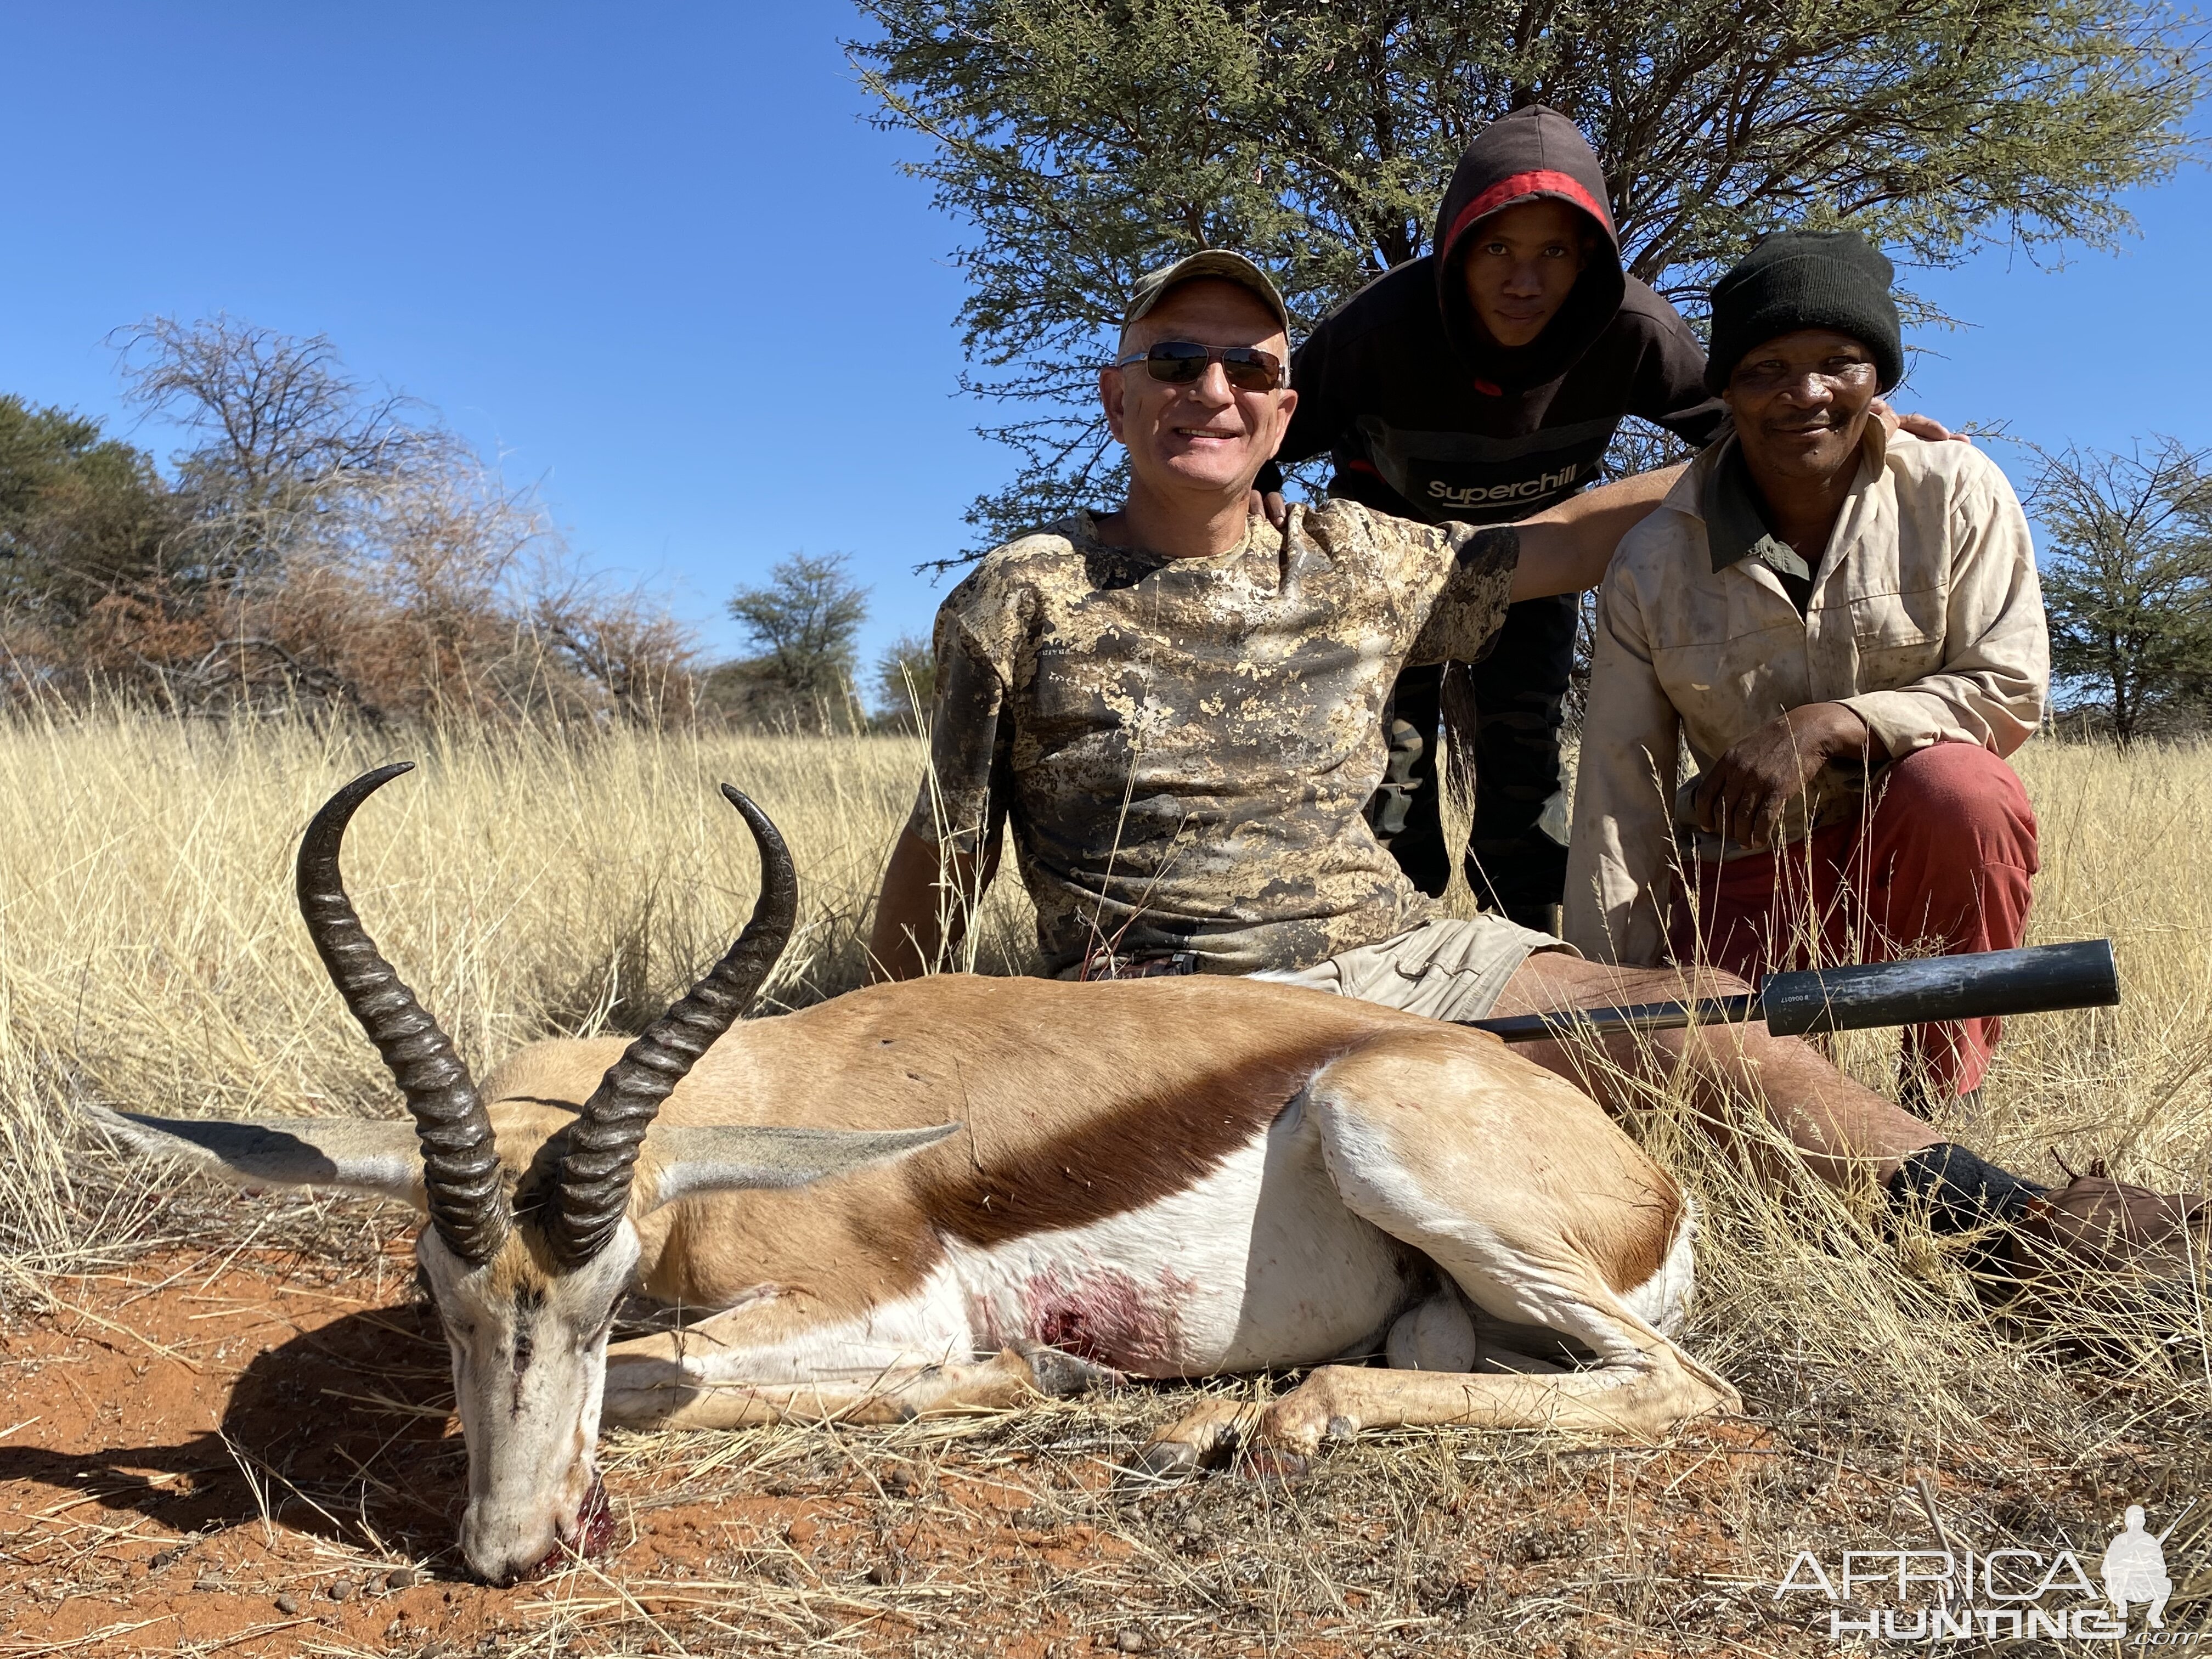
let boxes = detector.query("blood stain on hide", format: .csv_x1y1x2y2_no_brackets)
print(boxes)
1015,1265,1194,1367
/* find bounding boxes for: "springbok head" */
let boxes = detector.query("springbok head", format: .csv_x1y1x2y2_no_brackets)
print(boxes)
95,765,952,1584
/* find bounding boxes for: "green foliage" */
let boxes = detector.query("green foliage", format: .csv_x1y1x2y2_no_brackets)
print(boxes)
714,553,872,730
851,0,2201,552
0,396,175,628
872,631,939,728
2032,438,2212,747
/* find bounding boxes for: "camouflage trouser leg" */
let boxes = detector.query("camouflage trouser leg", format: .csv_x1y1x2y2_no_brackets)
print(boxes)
1454,594,1575,930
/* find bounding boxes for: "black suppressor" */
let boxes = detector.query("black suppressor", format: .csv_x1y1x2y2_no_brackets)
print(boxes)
1466,939,2119,1045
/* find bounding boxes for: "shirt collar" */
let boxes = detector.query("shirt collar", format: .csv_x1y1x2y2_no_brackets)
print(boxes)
1701,421,1886,582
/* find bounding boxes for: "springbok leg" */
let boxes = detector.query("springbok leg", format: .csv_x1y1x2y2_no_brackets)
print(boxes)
604,1345,1099,1429
602,1304,1118,1431
1141,1026,1737,1473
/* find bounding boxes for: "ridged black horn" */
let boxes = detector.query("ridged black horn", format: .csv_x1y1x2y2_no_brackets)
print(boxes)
549,786,798,1267
297,763,509,1266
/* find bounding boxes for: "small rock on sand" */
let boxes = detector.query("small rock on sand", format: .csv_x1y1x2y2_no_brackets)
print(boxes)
328,1579,354,1602
1115,1630,1147,1653
274,1593,300,1615
385,1566,419,1590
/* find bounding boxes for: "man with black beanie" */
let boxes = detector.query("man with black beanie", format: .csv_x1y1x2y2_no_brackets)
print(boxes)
1562,231,2191,1275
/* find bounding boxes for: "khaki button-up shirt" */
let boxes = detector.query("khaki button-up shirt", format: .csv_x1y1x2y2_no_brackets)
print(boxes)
1562,426,2048,967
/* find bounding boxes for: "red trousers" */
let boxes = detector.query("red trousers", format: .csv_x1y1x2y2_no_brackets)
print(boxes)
1669,742,2039,1098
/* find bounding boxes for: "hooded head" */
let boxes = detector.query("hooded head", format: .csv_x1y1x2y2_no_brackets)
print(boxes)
1432,106,1626,390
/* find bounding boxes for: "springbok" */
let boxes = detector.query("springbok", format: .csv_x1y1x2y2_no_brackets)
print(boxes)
99,765,1737,1584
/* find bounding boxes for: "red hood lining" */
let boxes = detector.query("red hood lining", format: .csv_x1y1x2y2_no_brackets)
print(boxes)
1443,169,1615,258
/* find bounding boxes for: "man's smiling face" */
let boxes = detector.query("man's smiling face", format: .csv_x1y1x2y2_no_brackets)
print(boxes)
1723,328,1880,487
1099,278,1297,505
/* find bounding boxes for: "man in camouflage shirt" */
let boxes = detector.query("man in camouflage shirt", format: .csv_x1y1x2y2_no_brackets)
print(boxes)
891,444,1531,981
867,249,2199,1289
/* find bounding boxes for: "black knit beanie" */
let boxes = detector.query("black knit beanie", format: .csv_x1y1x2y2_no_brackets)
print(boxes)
1704,230,1903,394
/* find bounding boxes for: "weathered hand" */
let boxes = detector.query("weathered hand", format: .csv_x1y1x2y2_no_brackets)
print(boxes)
1869,398,1970,445
1258,489,1289,531
1692,703,1877,849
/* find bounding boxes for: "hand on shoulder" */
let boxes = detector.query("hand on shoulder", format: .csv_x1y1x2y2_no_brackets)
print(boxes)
1871,399,1971,445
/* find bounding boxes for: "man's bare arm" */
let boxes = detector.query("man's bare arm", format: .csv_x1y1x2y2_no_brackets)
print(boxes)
1508,465,1686,601
866,824,1000,983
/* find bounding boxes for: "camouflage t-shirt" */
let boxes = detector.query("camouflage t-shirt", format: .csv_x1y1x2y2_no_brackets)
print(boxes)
907,500,1519,976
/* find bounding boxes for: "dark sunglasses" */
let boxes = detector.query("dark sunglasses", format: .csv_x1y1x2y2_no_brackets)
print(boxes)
1113,340,1287,391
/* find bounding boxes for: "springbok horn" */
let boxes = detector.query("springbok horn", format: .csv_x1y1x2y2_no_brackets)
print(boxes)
549,785,798,1267
297,763,509,1266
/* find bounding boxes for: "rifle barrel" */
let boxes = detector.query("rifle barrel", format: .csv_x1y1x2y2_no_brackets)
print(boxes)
1468,995,1757,1044
1463,940,2118,1045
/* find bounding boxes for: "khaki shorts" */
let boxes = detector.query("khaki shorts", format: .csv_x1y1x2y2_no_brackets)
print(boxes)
1251,915,1576,1022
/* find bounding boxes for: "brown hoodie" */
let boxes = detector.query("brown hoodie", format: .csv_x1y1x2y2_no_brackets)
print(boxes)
1264,106,1720,524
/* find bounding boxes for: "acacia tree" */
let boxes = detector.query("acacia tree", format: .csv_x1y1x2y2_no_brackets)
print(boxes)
850,0,2200,551
0,398,175,632
113,315,438,589
2032,438,2212,747
872,631,939,730
715,553,872,730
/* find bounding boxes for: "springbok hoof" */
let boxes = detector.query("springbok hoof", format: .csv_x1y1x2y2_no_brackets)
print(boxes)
1127,1440,1203,1483
1013,1341,1121,1399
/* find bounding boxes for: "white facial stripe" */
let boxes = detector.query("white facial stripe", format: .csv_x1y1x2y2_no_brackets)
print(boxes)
417,1225,640,1583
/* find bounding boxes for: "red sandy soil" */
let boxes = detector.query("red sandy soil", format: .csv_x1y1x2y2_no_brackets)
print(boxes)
2,1245,2147,1658
0,1246,1147,1657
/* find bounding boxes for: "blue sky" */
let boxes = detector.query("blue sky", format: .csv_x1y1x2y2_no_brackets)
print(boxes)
2,3,2204,669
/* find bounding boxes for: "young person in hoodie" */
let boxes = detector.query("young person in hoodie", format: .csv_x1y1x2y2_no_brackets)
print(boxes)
1258,106,1722,928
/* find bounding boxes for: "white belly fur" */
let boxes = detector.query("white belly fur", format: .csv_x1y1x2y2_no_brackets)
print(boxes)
949,1094,1407,1375
665,1096,1410,1386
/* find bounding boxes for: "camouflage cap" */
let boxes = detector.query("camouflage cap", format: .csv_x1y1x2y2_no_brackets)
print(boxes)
1122,250,1292,338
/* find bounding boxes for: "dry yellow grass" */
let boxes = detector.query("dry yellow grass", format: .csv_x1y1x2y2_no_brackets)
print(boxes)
0,712,1039,1269
4,711,2212,1654
4,708,2210,1311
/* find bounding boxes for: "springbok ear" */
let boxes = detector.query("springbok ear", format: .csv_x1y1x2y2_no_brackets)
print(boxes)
89,1107,427,1208
642,1122,958,1211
